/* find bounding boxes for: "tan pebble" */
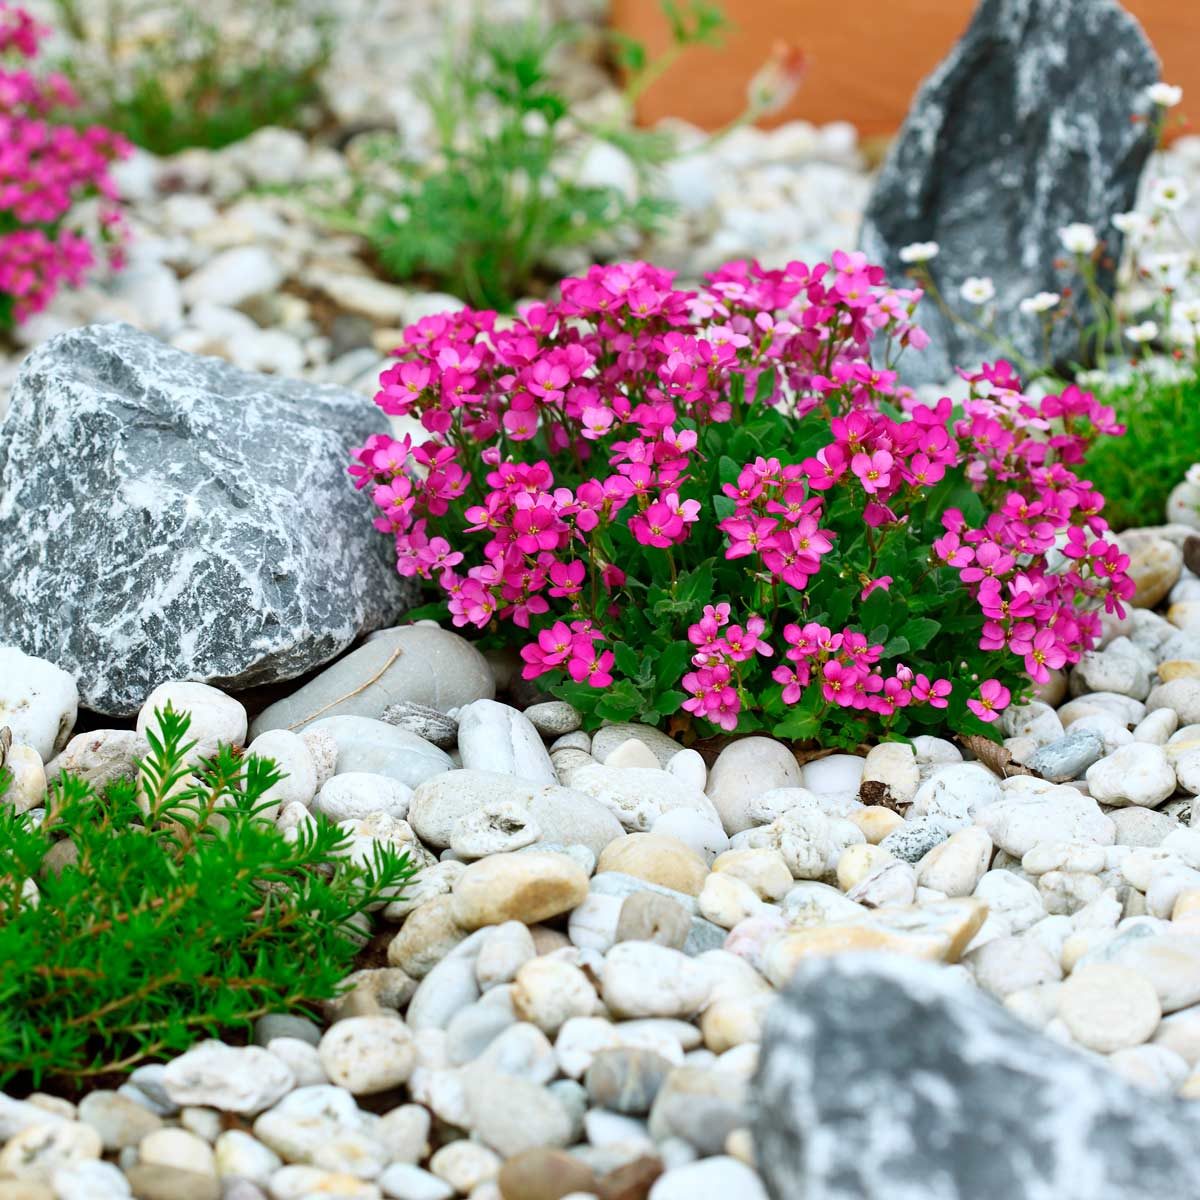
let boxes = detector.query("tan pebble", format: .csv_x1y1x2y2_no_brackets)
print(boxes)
1159,660,1200,683
725,1127,756,1167
836,843,893,892
1173,888,1200,920
848,806,905,844
710,848,792,901
596,833,708,897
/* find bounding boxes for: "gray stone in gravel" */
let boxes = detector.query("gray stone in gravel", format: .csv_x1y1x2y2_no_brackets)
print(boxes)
586,1047,674,1115
463,1070,574,1157
753,954,1200,1200
860,0,1159,386
524,700,583,737
1027,730,1106,783
250,625,494,736
408,770,623,858
0,324,414,714
304,715,452,787
254,1013,322,1047
445,1001,518,1066
616,891,692,951
381,700,459,749
649,1066,748,1156
879,815,954,863
592,872,726,955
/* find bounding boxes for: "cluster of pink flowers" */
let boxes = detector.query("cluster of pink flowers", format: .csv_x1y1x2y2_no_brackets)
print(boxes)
770,621,951,717
352,249,1133,736
0,4,128,324
929,365,1134,707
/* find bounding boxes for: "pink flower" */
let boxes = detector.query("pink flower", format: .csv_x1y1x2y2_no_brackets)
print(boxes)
967,679,1011,722
851,450,894,494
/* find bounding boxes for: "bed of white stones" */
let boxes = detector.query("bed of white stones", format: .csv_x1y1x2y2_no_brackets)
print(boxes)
5,509,1200,1200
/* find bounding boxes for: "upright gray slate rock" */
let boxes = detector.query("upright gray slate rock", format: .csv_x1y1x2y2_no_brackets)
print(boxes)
860,0,1160,384
753,955,1200,1200
0,324,412,715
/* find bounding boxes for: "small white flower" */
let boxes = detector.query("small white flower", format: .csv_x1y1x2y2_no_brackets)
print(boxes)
1019,292,1061,316
959,276,996,304
1125,320,1159,344
1075,370,1109,389
899,241,940,264
1146,82,1184,108
1150,177,1189,211
1059,222,1098,255
1168,314,1199,346
1178,298,1200,323
1112,210,1150,238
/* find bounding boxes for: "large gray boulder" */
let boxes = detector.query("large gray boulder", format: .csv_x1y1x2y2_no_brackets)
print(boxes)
860,0,1160,384
753,955,1200,1200
0,324,412,714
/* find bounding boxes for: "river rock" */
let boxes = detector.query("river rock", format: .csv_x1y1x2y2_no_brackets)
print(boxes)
408,770,623,857
705,738,803,835
0,648,77,761
452,852,590,930
859,0,1159,385
457,699,556,784
250,626,493,736
754,955,1200,1200
0,325,413,714
303,716,451,787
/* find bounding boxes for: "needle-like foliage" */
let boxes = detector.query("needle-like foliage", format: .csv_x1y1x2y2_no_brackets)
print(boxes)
0,705,415,1088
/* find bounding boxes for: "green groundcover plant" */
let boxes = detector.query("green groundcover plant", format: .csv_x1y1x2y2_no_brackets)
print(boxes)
45,0,334,154
318,1,801,311
1083,367,1200,532
351,255,1136,750
0,707,414,1087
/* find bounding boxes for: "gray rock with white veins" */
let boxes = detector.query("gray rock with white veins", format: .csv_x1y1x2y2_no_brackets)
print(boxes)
753,954,1200,1200
0,325,412,714
860,0,1159,384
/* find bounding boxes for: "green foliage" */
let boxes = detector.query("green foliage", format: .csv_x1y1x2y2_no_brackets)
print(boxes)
550,402,1018,750
317,6,724,310
0,705,414,1088
47,0,334,154
1084,369,1200,532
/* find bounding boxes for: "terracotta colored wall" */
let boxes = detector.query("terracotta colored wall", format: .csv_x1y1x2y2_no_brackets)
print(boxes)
612,0,1197,140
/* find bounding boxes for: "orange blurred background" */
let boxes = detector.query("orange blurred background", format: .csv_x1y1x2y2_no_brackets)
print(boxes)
612,0,1196,141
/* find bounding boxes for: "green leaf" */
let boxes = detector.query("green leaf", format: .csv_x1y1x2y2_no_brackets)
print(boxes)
753,367,778,405
772,709,823,741
676,560,714,607
613,642,642,679
901,617,942,651
713,495,736,521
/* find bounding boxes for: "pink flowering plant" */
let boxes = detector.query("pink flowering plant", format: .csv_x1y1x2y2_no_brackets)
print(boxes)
351,254,1135,748
0,4,128,331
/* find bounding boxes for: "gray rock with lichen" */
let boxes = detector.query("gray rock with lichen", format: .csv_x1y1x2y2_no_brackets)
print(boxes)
0,324,412,714
860,0,1159,384
753,954,1200,1200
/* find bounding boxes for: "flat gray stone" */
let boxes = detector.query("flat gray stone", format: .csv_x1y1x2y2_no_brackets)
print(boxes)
754,955,1200,1200
1028,730,1106,782
250,625,493,736
860,0,1159,384
0,324,412,714
305,715,452,787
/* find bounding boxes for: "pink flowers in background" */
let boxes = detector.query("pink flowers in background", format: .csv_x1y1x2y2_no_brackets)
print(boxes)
350,248,1133,742
0,4,129,327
